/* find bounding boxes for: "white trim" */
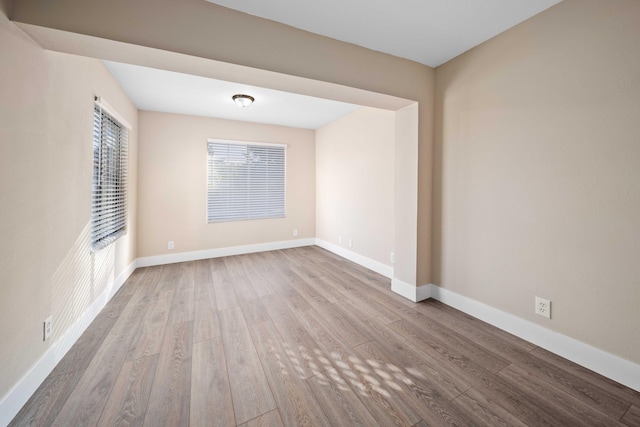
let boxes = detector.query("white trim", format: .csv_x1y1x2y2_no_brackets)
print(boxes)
0,260,136,427
391,279,431,302
0,348,57,427
314,239,393,279
137,238,315,267
110,260,138,300
207,138,287,148
94,96,132,130
428,285,640,393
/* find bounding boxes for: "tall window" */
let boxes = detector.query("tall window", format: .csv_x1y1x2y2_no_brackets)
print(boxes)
91,103,128,251
207,139,286,223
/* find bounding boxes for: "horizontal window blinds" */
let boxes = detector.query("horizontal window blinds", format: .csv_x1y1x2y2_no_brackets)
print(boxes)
207,141,286,223
91,103,128,250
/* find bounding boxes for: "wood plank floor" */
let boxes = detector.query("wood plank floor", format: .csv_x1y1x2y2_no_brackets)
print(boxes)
10,246,640,426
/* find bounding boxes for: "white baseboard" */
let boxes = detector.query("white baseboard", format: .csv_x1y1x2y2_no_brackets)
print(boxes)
391,279,431,302
314,239,393,279
428,285,640,393
137,238,316,267
0,260,136,427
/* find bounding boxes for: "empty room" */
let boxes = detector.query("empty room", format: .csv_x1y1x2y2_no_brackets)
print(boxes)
1,0,639,425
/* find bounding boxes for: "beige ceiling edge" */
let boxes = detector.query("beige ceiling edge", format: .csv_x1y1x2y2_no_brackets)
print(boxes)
16,23,414,112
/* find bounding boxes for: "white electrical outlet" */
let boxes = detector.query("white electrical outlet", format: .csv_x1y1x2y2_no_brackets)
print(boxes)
390,252,395,263
535,297,551,319
293,228,299,237
338,236,343,245
168,241,175,250
44,316,52,341
348,238,353,248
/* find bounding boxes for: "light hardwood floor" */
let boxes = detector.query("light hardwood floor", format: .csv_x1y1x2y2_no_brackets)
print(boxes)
10,246,640,426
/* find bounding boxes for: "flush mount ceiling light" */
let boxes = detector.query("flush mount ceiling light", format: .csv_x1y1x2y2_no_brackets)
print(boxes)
232,94,255,107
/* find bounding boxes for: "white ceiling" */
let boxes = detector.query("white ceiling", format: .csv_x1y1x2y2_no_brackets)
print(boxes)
206,0,561,67
103,61,361,129
104,1,562,128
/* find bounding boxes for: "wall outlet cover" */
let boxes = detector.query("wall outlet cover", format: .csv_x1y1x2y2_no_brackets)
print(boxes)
44,316,52,341
535,296,551,319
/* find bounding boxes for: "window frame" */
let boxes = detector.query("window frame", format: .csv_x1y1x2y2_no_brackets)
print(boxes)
91,98,130,251
206,138,287,223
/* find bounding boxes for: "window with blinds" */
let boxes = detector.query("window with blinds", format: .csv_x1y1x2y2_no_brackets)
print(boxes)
207,140,286,223
91,103,128,251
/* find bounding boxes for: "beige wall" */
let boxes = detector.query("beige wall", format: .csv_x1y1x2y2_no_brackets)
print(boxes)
11,0,434,286
137,111,315,258
0,0,11,18
434,0,640,363
0,11,138,400
316,107,395,267
394,104,420,286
